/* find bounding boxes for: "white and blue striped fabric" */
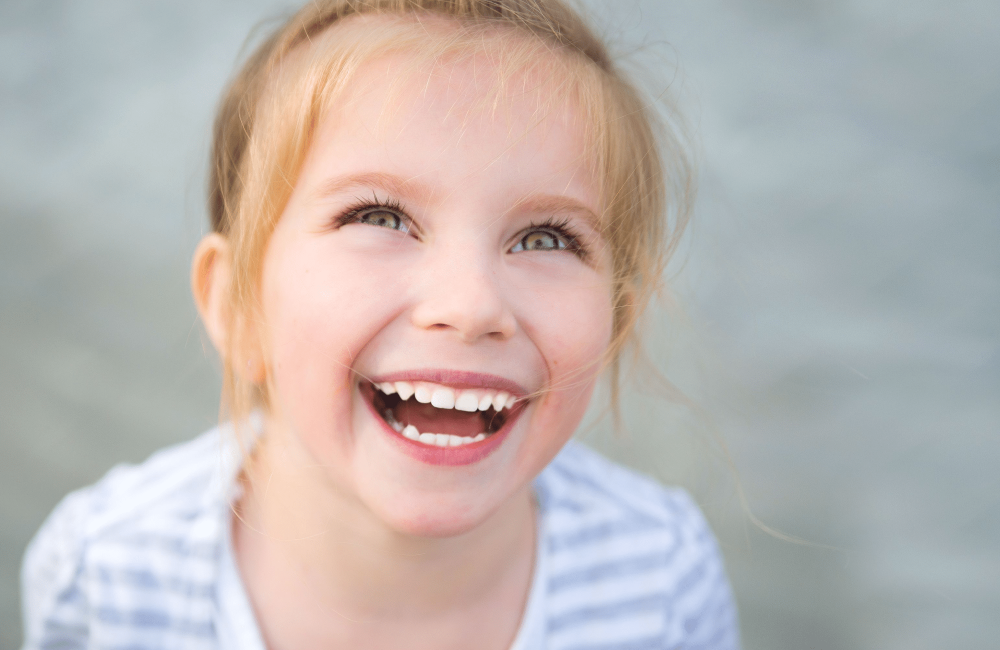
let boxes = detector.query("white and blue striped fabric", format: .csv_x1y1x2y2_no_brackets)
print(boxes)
21,427,740,649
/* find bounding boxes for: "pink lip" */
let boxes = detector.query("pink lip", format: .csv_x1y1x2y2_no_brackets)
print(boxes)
359,373,530,467
366,369,529,397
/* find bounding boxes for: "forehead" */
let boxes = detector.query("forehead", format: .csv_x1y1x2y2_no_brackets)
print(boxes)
298,42,600,210
276,15,600,182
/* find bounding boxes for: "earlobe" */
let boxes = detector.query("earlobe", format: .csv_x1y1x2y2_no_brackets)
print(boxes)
191,233,232,355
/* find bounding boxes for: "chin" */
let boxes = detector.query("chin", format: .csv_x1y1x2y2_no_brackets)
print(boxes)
363,487,508,539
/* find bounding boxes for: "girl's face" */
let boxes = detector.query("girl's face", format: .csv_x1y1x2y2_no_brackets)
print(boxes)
259,53,613,537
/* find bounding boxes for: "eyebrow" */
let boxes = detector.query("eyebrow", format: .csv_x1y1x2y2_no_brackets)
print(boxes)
509,194,602,232
313,171,433,203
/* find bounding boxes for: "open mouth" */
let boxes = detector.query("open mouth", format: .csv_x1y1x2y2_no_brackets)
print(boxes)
362,379,524,448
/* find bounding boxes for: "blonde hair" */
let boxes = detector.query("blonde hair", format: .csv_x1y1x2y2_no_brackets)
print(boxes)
207,0,693,427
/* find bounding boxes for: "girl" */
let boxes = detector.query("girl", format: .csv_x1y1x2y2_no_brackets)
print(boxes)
21,1,739,648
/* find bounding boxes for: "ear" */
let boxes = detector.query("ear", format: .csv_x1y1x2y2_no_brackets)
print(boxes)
192,234,268,384
192,233,232,355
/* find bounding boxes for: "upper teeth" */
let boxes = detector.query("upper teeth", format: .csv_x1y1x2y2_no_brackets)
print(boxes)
376,381,517,411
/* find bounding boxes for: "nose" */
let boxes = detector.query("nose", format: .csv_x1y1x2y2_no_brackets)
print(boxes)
410,245,516,343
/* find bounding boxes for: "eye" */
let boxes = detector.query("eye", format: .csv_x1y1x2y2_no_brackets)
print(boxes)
511,229,567,252
509,218,587,259
335,198,414,236
356,207,408,233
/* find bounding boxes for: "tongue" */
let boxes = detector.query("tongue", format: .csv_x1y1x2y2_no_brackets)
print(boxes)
394,401,485,437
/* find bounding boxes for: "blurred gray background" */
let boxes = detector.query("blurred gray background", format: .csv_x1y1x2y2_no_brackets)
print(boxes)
1,1,997,648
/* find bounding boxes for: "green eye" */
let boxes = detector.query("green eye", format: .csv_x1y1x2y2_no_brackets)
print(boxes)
359,208,405,231
512,229,566,253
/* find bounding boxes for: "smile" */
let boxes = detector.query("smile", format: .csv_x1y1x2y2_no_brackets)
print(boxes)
362,378,527,449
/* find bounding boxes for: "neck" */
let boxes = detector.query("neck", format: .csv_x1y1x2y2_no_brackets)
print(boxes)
232,427,537,621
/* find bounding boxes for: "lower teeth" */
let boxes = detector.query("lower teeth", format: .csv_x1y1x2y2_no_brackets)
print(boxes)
378,391,494,448
399,424,487,447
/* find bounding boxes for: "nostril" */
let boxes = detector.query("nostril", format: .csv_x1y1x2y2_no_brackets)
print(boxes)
410,278,515,341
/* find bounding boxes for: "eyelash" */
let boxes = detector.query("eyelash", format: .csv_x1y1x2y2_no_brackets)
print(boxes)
333,198,588,260
517,218,587,260
334,195,412,232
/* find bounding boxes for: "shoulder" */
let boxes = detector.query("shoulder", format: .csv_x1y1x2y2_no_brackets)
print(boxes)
39,427,227,545
21,428,230,648
534,441,741,648
537,440,714,542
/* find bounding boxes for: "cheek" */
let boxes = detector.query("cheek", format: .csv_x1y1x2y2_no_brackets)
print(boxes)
262,267,349,450
262,231,403,358
526,277,613,380
259,237,400,445
516,272,613,441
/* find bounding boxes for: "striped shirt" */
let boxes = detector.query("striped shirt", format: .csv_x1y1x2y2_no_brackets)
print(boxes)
21,426,740,649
